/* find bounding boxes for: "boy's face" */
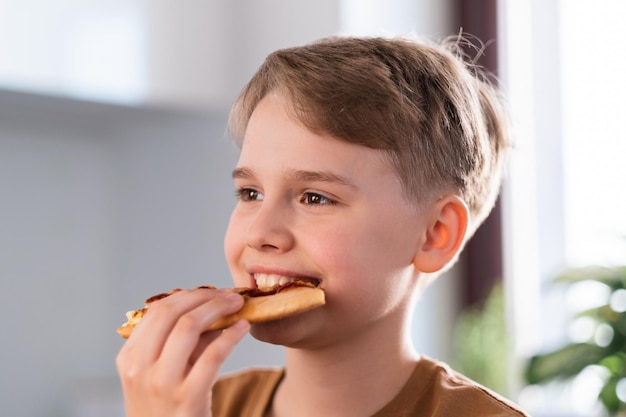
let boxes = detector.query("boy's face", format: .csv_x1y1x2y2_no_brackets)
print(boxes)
224,93,429,348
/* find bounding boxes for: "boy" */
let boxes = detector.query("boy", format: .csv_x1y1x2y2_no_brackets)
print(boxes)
116,35,529,416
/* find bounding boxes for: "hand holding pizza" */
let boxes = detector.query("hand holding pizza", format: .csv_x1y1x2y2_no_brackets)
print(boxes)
115,287,250,417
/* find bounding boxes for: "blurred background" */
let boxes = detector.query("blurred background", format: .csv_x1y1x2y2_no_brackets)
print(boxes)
1,0,624,416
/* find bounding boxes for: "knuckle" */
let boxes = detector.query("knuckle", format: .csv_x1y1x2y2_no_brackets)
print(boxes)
172,388,193,409
147,368,174,396
116,358,141,385
115,353,126,372
176,312,201,333
116,349,134,375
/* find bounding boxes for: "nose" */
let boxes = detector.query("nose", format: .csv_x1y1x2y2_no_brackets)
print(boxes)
245,202,294,252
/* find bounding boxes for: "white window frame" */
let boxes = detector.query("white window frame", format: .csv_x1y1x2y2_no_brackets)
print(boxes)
500,0,626,415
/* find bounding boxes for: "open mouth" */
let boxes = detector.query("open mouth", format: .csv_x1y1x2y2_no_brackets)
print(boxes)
253,273,321,290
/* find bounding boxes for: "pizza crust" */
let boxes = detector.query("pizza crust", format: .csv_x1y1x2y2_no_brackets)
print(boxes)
117,283,325,338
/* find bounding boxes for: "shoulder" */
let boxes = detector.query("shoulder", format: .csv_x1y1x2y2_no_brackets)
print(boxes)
212,368,284,417
215,367,284,391
416,357,530,416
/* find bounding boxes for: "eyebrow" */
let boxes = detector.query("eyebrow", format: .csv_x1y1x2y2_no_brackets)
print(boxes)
232,167,357,188
232,167,255,180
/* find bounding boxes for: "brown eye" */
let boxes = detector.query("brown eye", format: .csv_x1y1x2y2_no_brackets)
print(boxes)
301,192,335,206
236,188,264,202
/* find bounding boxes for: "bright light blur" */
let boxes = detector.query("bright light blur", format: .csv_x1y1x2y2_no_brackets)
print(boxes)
560,0,626,267
0,0,147,104
502,0,626,415
558,4,626,412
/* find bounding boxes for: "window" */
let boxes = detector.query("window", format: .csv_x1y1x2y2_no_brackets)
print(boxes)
0,0,146,104
560,1,626,267
500,0,626,415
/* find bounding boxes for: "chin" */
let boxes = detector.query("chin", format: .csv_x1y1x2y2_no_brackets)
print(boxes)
249,313,322,349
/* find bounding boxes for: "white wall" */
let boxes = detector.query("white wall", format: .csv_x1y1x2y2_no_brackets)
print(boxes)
0,90,237,416
145,0,341,110
0,0,341,110
1,93,122,417
0,0,452,110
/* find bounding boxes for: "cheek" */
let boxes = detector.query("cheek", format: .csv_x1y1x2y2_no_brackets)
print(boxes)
312,227,375,286
315,228,408,322
315,216,418,295
224,214,246,280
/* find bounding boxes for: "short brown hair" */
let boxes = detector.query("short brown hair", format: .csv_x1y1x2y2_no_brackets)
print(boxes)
228,35,511,236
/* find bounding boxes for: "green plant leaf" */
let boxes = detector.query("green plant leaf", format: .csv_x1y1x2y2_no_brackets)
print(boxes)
599,375,623,413
577,304,614,319
599,353,626,376
526,343,608,384
525,261,626,415
453,284,509,396
556,266,626,289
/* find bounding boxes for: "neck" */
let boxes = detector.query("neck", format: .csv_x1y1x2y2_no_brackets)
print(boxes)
269,311,419,417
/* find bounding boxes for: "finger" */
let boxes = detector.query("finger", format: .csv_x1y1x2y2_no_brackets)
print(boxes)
188,331,220,366
120,289,220,366
184,320,250,395
157,292,245,373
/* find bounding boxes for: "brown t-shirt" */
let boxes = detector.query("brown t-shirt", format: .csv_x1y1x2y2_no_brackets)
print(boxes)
212,356,530,417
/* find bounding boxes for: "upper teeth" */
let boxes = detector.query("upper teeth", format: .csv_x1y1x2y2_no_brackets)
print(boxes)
254,273,297,290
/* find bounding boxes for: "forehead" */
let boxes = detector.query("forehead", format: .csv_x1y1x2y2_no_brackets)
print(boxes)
240,95,399,183
242,94,385,162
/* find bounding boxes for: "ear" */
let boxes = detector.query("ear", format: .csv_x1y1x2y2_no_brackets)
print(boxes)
413,195,469,273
